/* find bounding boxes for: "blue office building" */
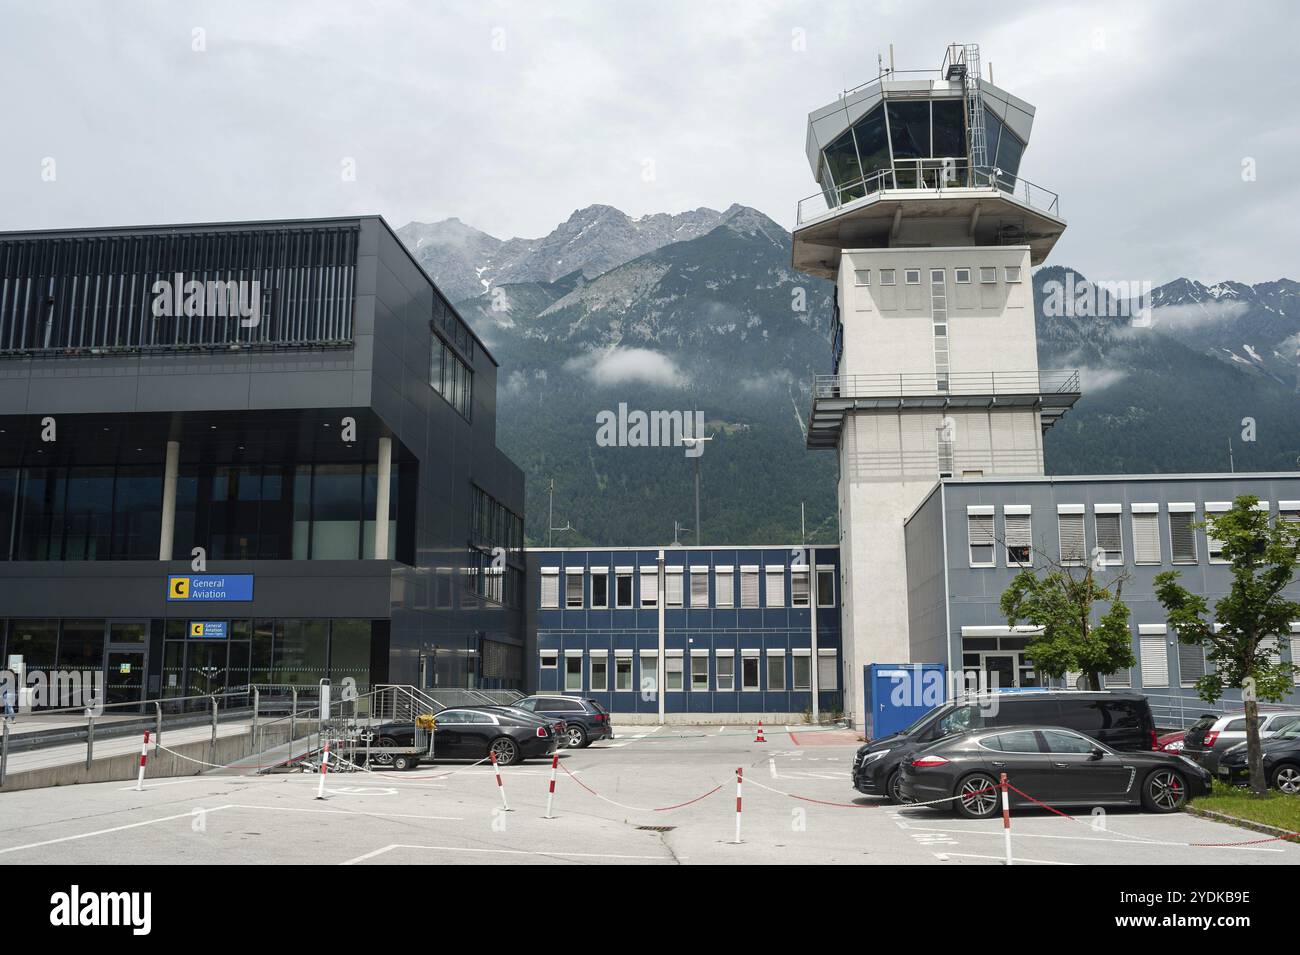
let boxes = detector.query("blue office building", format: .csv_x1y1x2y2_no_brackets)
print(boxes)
530,546,843,722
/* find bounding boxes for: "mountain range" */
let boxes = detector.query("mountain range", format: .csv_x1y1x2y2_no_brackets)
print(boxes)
397,205,1300,546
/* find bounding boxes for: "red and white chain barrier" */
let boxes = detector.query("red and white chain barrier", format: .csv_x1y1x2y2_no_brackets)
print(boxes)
545,752,559,819
490,751,511,812
1000,772,1012,866
315,738,330,800
734,767,744,844
135,730,150,791
557,758,724,812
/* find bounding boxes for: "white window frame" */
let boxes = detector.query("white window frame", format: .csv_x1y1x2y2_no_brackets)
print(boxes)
1057,504,1086,566
615,567,634,609
540,568,560,609
765,565,785,608
954,268,971,284
979,266,997,283
879,268,896,286
1138,625,1169,688
1168,504,1198,564
614,651,634,691
715,566,735,608
689,566,709,608
565,567,584,609
791,568,810,607
1003,504,1032,567
967,506,995,567
590,567,609,609
765,649,786,691
1130,504,1161,565
636,651,656,694
853,269,870,286
817,648,839,691
904,268,922,285
690,650,709,691
590,652,609,692
539,651,558,669
740,650,761,691
740,566,760,608
1094,505,1124,566
815,565,836,608
1290,625,1300,686
664,566,684,608
564,651,584,692
1004,266,1022,283
1205,502,1230,563
640,567,658,608
716,649,735,691
792,649,812,692
664,651,684,692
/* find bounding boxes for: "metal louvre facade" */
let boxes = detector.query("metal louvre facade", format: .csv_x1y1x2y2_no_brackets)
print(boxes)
0,225,358,355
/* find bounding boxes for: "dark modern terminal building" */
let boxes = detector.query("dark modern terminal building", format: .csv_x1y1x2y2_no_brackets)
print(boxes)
0,216,525,705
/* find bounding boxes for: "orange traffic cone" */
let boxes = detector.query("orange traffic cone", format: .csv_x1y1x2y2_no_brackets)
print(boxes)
754,721,766,743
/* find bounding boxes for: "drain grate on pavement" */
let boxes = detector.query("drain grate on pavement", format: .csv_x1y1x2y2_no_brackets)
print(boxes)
636,825,676,832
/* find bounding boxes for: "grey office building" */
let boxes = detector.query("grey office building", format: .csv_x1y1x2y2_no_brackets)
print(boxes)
905,473,1300,717
0,216,525,705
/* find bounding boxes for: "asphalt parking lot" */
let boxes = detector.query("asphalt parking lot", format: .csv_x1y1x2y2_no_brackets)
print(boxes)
0,724,1295,865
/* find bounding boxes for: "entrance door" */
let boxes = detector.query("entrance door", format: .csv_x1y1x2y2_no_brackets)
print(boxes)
186,641,230,697
105,649,146,706
983,654,1017,690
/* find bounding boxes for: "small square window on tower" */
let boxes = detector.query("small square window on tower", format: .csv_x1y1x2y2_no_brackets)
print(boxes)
1004,266,1022,283
879,269,896,285
904,269,921,284
979,266,998,283
854,269,870,286
954,268,971,284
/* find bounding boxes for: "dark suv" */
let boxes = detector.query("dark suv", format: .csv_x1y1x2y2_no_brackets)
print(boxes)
514,695,613,748
852,690,1157,803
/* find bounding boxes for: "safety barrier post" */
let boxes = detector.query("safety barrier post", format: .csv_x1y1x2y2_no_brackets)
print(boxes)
734,767,743,844
1000,772,1012,866
1,720,9,786
136,730,151,791
490,751,510,811
251,687,259,749
290,688,298,742
154,701,162,753
315,738,330,800
209,695,218,766
545,752,559,819
85,708,94,770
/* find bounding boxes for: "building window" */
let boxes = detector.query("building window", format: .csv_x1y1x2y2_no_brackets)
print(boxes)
1178,642,1205,688
1004,266,1022,283
689,568,709,608
591,570,609,609
638,654,656,694
540,653,557,669
1168,507,1198,563
816,567,836,607
716,653,735,691
430,336,473,419
1104,667,1132,689
854,269,870,286
615,570,633,608
1003,506,1032,566
741,653,760,691
1095,508,1123,565
690,654,709,691
879,269,896,286
817,652,839,691
1139,631,1169,688
967,509,995,567
1131,507,1160,564
954,268,971,284
565,655,582,691
979,266,997,283
904,269,921,285
590,655,609,691
791,569,810,607
665,655,684,691
640,568,658,607
792,654,812,691
1058,508,1086,565
1205,503,1230,562
565,571,583,609
615,655,633,690
540,571,560,609
715,567,735,607
765,566,785,607
740,567,760,607
767,653,786,691
665,568,684,608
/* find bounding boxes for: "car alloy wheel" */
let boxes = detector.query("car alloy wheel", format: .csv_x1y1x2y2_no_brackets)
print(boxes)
567,725,587,748
371,739,397,767
1146,770,1186,811
490,737,519,766
1273,765,1300,795
887,769,912,805
955,774,999,818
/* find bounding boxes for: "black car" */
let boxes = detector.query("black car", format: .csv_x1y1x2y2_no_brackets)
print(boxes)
900,725,1212,818
369,705,559,767
513,695,613,748
1216,720,1300,794
852,691,1158,803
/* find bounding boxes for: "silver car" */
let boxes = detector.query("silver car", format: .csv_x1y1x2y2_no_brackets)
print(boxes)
1183,711,1300,774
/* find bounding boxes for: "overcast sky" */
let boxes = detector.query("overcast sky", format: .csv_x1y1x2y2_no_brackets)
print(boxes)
2,0,1296,285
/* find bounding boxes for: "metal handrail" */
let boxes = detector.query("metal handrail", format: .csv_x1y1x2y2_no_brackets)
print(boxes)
813,369,1081,400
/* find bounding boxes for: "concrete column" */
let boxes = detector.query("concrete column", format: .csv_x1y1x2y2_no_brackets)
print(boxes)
809,546,819,723
657,549,665,725
373,435,392,559
158,440,180,561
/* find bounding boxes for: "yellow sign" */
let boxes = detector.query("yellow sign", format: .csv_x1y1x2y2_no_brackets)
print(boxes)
190,622,204,637
169,576,190,599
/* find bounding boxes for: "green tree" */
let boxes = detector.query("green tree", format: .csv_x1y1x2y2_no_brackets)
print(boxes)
1000,558,1136,692
1154,495,1300,795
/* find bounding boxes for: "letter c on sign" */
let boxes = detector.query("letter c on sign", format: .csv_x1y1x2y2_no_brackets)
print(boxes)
170,577,190,599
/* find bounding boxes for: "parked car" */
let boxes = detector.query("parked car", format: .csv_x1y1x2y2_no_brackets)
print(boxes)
900,725,1212,818
369,705,559,767
1216,721,1300,794
1157,730,1188,753
1182,711,1300,774
513,695,613,748
852,691,1157,804
479,705,568,746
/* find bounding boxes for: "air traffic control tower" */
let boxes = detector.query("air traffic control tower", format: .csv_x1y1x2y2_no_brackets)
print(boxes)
792,44,1080,727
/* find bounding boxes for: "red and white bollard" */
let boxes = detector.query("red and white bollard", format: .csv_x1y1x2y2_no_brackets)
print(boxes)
1000,772,1012,866
545,752,559,819
315,739,331,800
135,730,150,791
491,751,511,811
734,766,744,844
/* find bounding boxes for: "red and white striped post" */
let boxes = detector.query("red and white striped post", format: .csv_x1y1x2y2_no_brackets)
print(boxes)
1000,772,1012,866
734,766,743,844
135,730,151,791
545,752,559,819
491,751,511,811
315,739,331,800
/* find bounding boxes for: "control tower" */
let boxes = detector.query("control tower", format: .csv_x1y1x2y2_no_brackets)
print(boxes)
792,44,1081,727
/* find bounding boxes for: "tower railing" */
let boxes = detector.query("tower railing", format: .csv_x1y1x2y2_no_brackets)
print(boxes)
796,162,1060,226
813,369,1080,400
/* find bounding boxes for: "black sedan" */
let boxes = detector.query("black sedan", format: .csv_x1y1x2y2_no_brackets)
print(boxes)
513,695,614,748
900,725,1212,819
1217,721,1300,794
369,706,559,767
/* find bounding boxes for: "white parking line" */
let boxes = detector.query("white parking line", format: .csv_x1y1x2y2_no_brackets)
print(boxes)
341,843,682,865
900,824,1285,853
942,852,1076,866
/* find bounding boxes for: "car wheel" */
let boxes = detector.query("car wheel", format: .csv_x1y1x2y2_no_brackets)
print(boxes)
393,753,417,771
953,773,1001,819
1270,763,1300,795
490,736,520,766
567,724,588,748
1141,769,1188,813
371,738,397,767
885,768,912,805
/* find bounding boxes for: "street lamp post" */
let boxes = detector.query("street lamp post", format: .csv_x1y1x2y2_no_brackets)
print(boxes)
680,435,712,546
